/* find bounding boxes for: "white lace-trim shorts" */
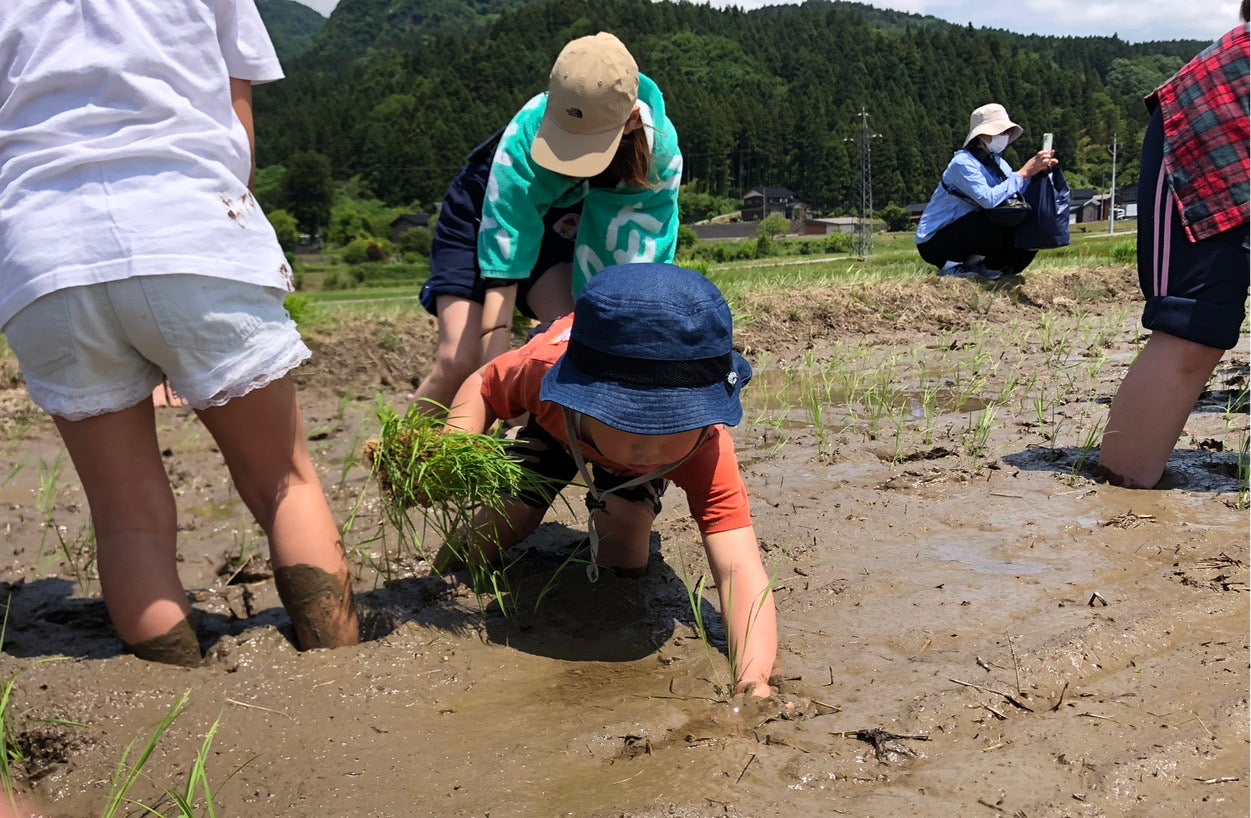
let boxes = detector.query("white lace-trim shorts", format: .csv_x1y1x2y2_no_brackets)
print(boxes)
3,274,309,421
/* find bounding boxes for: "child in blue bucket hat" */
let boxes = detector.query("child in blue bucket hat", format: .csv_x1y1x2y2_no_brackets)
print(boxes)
442,262,777,697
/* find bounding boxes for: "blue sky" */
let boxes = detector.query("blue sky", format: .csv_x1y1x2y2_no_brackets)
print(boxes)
295,0,1241,44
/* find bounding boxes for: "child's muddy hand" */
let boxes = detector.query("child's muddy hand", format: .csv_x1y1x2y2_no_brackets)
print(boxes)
736,679,774,699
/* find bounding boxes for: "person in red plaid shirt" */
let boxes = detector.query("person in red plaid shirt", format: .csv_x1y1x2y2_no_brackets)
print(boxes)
1099,1,1250,489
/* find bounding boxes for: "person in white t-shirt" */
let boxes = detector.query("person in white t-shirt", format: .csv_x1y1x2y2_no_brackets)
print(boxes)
0,1,360,664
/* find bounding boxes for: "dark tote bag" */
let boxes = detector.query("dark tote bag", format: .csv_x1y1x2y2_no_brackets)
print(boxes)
1014,167,1072,249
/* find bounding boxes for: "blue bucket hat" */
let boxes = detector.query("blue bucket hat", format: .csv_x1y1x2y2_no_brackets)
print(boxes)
540,263,752,435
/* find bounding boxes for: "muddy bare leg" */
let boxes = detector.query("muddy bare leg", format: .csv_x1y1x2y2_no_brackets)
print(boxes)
196,378,361,648
274,564,359,650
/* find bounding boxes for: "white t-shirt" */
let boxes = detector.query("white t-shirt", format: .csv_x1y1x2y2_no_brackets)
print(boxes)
0,0,289,330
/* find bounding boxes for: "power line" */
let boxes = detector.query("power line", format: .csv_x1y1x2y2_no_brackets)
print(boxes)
843,108,880,259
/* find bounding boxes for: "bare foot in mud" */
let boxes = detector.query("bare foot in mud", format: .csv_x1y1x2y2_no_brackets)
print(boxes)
274,564,361,649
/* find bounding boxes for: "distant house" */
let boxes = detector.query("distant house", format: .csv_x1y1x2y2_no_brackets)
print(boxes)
800,217,859,236
1071,189,1101,224
390,212,431,242
742,187,800,220
904,202,927,223
1072,191,1137,224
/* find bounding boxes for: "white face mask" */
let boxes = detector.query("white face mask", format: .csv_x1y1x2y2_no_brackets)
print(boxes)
983,134,1010,154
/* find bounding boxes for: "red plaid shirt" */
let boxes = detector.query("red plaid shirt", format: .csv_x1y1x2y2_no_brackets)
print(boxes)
1148,24,1250,242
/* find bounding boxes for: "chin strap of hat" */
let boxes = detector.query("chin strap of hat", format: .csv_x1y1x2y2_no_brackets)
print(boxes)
562,409,704,583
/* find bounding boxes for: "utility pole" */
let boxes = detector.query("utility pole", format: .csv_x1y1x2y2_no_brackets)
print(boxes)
844,109,880,258
1108,133,1118,235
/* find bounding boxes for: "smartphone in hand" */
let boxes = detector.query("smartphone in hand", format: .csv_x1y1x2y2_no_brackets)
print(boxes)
1042,132,1054,152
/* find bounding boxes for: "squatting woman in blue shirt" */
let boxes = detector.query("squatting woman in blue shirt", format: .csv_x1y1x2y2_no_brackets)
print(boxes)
916,103,1056,279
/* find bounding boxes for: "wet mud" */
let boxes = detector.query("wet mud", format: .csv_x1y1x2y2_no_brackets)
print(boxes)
0,267,1246,817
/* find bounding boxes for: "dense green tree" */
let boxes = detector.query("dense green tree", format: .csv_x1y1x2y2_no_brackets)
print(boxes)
252,0,1207,219
759,213,790,239
256,0,325,62
878,203,912,232
267,209,301,250
281,150,334,235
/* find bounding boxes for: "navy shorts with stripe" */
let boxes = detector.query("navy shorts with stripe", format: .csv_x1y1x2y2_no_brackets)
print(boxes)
1137,108,1249,350
421,130,580,320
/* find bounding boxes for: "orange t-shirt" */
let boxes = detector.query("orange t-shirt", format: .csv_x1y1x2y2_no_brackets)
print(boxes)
480,315,753,535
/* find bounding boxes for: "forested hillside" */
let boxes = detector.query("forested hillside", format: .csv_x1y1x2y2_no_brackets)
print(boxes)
256,0,326,63
254,0,1209,217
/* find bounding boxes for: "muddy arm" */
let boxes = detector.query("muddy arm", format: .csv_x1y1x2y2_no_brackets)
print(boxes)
704,525,778,697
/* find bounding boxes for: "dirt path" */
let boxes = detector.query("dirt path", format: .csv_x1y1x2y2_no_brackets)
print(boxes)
0,266,1246,817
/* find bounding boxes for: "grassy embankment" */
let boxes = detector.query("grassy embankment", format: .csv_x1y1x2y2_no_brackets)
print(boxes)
285,224,1139,329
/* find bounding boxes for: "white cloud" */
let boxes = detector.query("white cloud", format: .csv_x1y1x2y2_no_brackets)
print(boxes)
695,1,1239,42
291,0,337,16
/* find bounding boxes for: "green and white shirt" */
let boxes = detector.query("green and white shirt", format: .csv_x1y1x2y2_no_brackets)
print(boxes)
478,73,682,296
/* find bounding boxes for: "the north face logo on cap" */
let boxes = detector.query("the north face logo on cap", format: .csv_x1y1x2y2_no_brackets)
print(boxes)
565,107,584,118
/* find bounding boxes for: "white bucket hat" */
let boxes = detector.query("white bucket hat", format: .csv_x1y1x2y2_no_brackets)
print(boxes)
963,103,1023,148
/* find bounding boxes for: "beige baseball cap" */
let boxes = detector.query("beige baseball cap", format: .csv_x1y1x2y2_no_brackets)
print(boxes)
531,32,640,177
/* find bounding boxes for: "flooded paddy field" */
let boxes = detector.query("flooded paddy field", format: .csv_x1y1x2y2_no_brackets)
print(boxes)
1,266,1246,817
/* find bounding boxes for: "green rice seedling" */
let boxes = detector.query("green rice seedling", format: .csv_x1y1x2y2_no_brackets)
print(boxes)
679,569,725,695
103,690,193,818
1,462,21,490
919,385,941,445
802,386,828,451
102,690,242,818
0,601,23,810
674,549,780,701
333,417,373,499
964,403,998,458
951,363,988,411
1085,353,1110,382
162,714,255,818
220,524,261,586
51,521,96,591
889,403,912,463
366,401,550,611
35,454,66,520
1039,312,1061,353
1,601,81,812
1033,394,1047,430
163,716,224,818
997,373,1021,405
0,678,26,813
725,576,778,700
1071,416,1107,478
1234,433,1249,511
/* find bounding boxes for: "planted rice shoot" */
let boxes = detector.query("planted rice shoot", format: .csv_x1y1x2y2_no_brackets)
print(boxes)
1,598,82,812
365,400,550,610
102,689,241,818
965,402,998,458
